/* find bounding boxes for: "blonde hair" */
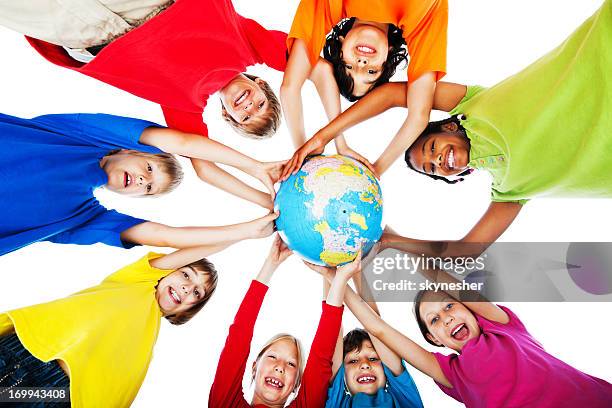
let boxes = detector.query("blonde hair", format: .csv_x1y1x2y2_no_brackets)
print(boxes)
253,333,305,390
221,74,282,140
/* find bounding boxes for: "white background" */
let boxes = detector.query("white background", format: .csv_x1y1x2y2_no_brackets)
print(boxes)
0,0,610,406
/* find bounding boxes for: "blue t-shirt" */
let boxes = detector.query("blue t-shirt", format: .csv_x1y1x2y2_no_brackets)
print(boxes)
0,113,163,256
326,362,423,408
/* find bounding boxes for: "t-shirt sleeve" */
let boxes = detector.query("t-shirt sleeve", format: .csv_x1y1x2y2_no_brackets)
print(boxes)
238,16,288,72
403,0,448,82
32,113,163,153
287,0,333,67
47,209,146,249
385,363,424,408
209,280,268,406
161,105,209,137
325,364,348,407
432,353,464,402
292,301,343,408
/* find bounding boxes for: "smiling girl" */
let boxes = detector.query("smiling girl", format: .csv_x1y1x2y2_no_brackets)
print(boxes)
0,243,223,407
339,267,612,407
281,0,447,176
208,237,359,408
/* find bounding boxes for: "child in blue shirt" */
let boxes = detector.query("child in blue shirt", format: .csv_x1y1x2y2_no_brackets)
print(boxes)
0,112,279,256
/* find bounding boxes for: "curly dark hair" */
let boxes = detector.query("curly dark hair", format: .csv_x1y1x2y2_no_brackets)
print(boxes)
404,115,473,184
342,328,373,359
323,17,408,101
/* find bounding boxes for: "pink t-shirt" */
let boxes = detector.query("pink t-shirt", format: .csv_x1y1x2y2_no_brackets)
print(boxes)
434,306,612,408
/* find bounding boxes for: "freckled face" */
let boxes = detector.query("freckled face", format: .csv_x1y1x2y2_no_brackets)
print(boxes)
101,151,170,196
408,132,470,177
343,340,386,395
155,267,209,315
253,338,299,406
419,292,480,352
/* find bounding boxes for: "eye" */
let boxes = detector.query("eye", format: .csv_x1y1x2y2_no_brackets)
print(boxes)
194,289,200,298
242,115,251,123
258,101,265,110
182,271,189,279
369,357,379,362
267,355,276,360
446,303,453,310
368,69,377,74
288,362,296,368
345,64,352,70
147,163,152,172
146,184,152,193
431,140,435,153
431,316,439,325
348,359,357,364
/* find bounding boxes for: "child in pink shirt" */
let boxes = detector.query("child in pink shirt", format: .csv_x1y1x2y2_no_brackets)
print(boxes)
343,276,612,407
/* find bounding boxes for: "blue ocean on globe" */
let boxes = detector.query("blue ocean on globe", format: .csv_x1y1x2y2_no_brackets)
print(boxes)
275,155,383,266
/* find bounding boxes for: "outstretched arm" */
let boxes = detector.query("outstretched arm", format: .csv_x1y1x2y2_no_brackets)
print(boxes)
382,201,523,258
280,39,314,148
120,212,278,249
190,159,273,210
139,127,283,199
344,285,451,387
150,241,236,270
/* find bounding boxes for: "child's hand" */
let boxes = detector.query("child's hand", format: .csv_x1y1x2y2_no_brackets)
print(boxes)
266,234,293,266
336,145,378,178
253,161,287,200
335,251,362,282
303,261,335,282
247,212,279,239
280,135,326,181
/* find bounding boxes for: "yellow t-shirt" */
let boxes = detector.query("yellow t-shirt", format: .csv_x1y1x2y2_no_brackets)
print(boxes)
0,253,172,408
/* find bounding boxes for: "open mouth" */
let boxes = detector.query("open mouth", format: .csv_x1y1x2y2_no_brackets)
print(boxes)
123,172,133,188
356,44,376,55
168,287,181,304
356,374,377,384
451,323,469,341
265,377,284,389
234,90,249,107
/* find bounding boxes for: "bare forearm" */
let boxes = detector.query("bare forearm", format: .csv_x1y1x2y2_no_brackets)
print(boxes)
151,241,237,270
191,159,272,209
121,221,252,249
280,85,307,148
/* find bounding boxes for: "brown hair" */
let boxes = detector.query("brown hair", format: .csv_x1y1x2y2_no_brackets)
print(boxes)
342,328,373,359
413,290,445,347
253,333,305,390
164,258,218,325
105,149,184,194
221,74,281,139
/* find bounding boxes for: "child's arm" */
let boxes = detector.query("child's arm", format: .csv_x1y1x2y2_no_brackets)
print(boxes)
373,72,436,175
323,278,345,379
119,212,278,249
381,201,523,258
190,159,273,210
139,127,283,200
280,81,467,179
344,284,451,387
352,271,404,376
309,59,376,174
255,235,293,285
149,241,236,270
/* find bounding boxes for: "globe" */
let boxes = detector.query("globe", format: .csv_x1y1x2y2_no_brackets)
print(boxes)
275,155,383,266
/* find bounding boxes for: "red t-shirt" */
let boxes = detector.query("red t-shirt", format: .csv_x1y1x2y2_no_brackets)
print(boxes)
209,280,343,407
26,0,288,136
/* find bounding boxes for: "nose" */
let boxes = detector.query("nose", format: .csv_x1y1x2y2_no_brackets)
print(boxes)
244,100,253,111
359,360,371,370
136,174,150,186
181,284,192,295
274,365,284,374
443,312,454,326
357,57,368,67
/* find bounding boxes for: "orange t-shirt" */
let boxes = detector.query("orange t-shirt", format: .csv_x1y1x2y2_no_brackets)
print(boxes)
287,0,447,82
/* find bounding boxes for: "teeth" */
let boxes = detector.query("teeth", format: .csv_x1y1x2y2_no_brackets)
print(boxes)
235,90,248,105
170,288,180,303
357,45,374,53
452,324,464,337
265,378,283,388
357,376,375,383
448,149,455,169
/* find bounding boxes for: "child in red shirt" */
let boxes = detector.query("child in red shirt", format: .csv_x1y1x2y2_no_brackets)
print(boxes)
3,0,286,210
208,238,361,407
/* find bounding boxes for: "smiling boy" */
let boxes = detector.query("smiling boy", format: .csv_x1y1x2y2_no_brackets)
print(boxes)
0,112,278,256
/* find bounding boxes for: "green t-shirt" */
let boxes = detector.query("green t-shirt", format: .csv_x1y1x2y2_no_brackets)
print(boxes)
450,0,611,204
